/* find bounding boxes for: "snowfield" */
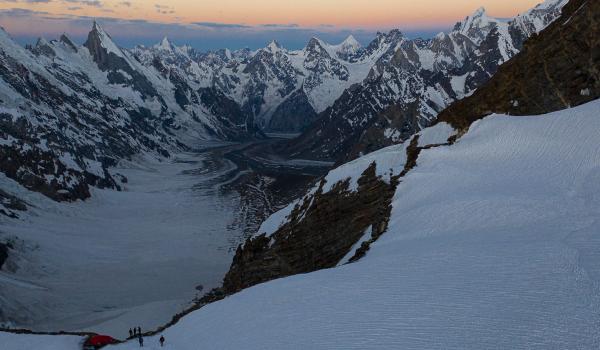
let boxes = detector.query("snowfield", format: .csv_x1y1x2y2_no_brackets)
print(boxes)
3,100,600,349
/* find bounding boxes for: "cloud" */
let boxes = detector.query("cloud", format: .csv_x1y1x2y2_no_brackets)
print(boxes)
67,6,82,10
154,3,174,15
0,0,51,3
192,22,251,29
118,1,131,6
0,7,448,52
63,0,103,7
260,23,300,29
0,8,50,16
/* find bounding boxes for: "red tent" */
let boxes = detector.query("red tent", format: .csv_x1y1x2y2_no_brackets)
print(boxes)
84,335,117,349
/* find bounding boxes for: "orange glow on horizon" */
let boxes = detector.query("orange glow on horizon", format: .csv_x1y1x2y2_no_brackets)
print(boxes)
0,0,545,29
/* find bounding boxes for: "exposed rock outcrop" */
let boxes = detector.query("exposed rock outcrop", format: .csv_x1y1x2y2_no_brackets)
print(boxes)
0,189,27,218
268,88,318,133
344,101,421,163
222,163,398,293
0,241,9,270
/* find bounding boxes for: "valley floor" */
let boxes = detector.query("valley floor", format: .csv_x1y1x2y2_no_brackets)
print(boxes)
0,145,250,337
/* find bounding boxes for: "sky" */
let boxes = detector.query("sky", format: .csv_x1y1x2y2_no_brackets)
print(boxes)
0,0,545,50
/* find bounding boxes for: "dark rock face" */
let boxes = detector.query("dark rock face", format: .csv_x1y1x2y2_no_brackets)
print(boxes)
303,38,349,88
345,102,421,162
0,242,8,270
268,89,318,133
84,22,157,98
0,189,26,219
197,87,259,139
0,190,26,211
222,163,397,294
438,0,599,130
240,45,299,127
0,146,94,202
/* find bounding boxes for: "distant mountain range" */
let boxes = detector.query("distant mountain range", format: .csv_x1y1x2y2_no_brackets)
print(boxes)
284,0,568,162
0,0,567,205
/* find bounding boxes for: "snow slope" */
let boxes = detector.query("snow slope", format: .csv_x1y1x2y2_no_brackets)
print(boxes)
4,99,598,349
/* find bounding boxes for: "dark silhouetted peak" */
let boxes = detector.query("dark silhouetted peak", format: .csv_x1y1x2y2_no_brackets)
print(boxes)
84,21,124,63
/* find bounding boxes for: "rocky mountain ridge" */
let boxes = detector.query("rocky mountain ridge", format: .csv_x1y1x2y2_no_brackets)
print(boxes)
0,22,252,206
285,0,569,162
131,33,392,133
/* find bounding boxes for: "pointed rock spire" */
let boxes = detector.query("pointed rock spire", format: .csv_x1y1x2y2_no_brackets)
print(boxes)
157,36,173,51
84,20,126,69
267,40,282,52
453,6,496,44
341,35,360,47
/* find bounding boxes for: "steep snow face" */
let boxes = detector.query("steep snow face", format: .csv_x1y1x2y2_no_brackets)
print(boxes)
5,99,598,350
333,35,362,57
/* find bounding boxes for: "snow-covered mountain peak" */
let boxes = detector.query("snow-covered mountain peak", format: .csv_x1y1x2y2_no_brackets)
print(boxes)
473,6,487,17
31,37,56,56
457,6,492,30
267,40,283,52
156,36,175,51
223,48,232,60
35,37,49,47
333,35,362,57
342,34,360,47
90,20,112,41
453,6,502,44
305,37,330,56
